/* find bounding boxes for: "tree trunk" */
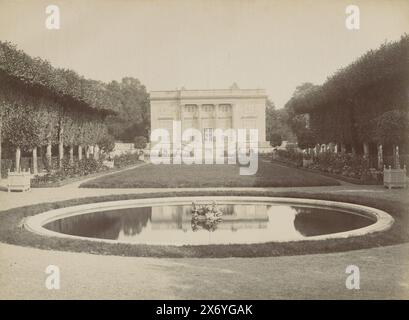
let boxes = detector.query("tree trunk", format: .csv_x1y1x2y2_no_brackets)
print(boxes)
78,145,82,161
393,145,400,169
377,144,383,170
32,147,38,175
85,146,90,159
94,145,99,160
15,147,21,172
46,143,52,168
0,114,2,179
58,123,64,168
363,142,369,158
69,146,74,164
58,141,64,167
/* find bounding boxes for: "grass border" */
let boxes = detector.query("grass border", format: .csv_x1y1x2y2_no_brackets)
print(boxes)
0,190,407,258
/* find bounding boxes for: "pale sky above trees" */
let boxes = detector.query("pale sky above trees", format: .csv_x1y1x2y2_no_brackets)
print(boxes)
1,0,408,108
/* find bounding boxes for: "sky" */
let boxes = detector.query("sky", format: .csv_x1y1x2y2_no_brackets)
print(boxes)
0,0,408,108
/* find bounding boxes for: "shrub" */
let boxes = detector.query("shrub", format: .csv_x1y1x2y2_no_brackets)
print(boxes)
1,159,13,178
31,158,106,186
312,151,378,182
269,133,282,148
134,136,148,149
297,128,316,149
98,134,115,154
303,153,312,160
277,149,303,166
113,152,141,168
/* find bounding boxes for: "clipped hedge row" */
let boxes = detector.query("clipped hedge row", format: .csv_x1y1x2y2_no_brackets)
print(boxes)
0,41,120,112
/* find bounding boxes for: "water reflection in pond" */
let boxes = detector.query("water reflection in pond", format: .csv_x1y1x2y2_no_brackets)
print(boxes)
44,203,374,245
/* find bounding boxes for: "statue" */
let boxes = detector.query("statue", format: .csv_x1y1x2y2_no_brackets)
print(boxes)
191,201,223,232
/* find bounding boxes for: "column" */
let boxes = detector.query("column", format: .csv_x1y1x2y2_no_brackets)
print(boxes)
258,103,267,144
214,104,219,159
214,104,219,129
231,104,241,138
198,105,202,134
180,104,184,127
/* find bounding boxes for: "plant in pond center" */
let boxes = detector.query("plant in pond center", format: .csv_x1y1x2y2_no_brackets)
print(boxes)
191,202,223,232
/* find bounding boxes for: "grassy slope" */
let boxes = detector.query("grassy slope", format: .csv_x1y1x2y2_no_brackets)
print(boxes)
80,160,340,188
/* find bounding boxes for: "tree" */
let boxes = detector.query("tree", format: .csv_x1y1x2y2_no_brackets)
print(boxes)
269,133,282,147
0,40,122,173
297,128,317,150
372,110,409,147
266,98,295,142
285,35,409,148
106,77,150,141
98,134,115,154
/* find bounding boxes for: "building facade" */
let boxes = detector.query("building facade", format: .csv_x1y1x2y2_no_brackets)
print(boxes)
150,86,271,154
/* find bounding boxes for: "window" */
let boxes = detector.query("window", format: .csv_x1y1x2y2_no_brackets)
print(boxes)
202,105,214,113
184,105,197,113
219,104,231,113
203,128,213,142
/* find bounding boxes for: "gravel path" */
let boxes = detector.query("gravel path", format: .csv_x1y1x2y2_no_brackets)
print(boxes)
1,241,408,299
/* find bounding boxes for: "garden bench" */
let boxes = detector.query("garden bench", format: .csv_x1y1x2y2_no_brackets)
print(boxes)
383,165,407,189
7,169,32,192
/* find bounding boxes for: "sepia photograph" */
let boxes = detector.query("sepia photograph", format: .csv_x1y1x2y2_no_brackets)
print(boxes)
0,0,408,306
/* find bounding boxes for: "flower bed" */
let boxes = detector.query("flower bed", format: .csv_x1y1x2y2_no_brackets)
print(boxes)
31,158,108,187
275,150,382,184
31,152,143,187
309,152,382,183
113,152,142,168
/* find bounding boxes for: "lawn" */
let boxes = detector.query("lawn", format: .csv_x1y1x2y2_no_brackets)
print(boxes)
80,159,340,188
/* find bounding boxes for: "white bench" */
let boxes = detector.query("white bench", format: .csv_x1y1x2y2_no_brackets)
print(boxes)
384,165,407,189
7,169,32,192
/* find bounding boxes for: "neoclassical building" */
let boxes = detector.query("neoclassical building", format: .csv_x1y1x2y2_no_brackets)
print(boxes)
150,86,271,154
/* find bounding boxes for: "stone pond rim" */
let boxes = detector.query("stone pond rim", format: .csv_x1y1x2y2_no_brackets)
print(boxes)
24,196,394,247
